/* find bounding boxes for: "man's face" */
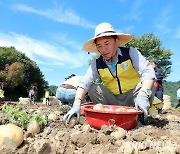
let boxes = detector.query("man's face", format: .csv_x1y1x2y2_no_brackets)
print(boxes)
95,36,118,61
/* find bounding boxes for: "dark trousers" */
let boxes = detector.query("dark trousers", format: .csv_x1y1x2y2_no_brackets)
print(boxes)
155,90,163,101
88,82,155,106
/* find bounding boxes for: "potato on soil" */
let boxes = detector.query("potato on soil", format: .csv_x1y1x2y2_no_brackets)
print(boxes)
27,121,41,134
0,123,24,147
48,113,59,121
110,127,126,140
65,116,77,128
93,104,104,111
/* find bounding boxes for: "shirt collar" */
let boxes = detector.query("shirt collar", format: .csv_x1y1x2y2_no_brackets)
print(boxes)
117,47,123,56
103,47,123,63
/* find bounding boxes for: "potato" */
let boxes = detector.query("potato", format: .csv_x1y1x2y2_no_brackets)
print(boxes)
103,108,111,111
127,109,137,112
115,107,127,112
48,113,59,121
93,104,104,111
27,121,40,134
110,127,126,140
65,116,77,128
0,123,24,147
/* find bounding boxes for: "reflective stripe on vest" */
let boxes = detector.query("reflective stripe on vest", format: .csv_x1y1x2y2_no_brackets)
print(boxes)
96,47,140,95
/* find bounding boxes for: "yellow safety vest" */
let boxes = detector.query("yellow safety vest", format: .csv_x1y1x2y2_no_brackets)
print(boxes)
96,47,140,95
45,91,50,98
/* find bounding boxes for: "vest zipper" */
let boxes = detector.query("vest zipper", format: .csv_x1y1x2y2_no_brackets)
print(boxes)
116,66,122,94
107,63,122,94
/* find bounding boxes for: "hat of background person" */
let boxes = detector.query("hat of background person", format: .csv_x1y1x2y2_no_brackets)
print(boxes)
82,22,133,53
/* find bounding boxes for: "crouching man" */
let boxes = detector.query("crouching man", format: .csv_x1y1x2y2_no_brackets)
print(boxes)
63,22,156,125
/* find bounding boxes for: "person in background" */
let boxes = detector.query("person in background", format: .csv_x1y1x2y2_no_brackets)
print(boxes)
175,87,180,109
0,89,5,102
56,74,84,107
151,61,164,101
45,90,50,105
63,22,156,125
29,86,37,104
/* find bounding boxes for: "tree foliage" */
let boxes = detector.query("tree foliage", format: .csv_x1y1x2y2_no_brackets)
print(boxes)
163,81,180,107
125,33,172,79
0,46,48,100
1,62,24,89
49,85,58,96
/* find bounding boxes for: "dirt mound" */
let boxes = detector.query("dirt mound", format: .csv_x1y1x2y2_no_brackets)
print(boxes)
0,103,180,154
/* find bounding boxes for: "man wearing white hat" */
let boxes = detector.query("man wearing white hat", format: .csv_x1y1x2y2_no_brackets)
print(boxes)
63,22,156,124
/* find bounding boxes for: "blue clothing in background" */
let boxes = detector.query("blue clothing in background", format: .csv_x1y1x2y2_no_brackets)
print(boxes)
56,87,76,106
56,76,84,107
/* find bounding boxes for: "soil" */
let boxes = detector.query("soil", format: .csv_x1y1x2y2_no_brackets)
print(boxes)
0,102,180,154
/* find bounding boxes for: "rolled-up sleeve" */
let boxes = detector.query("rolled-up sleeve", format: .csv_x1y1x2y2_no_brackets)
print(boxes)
129,48,156,81
78,60,99,93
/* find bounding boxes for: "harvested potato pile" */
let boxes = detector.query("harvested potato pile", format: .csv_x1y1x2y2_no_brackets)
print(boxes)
93,104,137,113
115,107,127,112
115,107,137,112
127,108,137,112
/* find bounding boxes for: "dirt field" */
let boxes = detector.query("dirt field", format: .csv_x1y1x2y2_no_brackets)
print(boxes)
0,103,180,154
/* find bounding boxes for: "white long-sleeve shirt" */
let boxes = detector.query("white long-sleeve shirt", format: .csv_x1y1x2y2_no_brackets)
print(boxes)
62,76,84,88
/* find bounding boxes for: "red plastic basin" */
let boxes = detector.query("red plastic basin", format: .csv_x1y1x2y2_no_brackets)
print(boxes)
83,104,143,130
80,102,94,115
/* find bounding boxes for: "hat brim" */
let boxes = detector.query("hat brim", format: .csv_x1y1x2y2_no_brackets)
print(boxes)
82,32,133,53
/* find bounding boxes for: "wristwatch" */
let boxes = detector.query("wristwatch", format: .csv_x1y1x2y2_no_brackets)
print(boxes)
140,87,152,98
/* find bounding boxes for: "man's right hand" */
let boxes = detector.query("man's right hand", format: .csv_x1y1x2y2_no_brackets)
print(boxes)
63,104,80,125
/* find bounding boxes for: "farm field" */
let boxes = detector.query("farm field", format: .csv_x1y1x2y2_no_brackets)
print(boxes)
0,102,180,154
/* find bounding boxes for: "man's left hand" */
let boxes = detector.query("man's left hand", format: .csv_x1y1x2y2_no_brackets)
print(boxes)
135,94,150,120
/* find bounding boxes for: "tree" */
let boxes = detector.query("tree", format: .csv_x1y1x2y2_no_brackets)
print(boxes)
163,80,180,107
49,85,58,96
125,33,172,79
0,46,48,100
0,62,24,90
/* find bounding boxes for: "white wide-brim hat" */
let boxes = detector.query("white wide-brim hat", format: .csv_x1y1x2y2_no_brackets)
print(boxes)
82,22,133,53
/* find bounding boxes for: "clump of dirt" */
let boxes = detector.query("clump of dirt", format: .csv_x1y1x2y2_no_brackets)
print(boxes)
0,103,180,154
